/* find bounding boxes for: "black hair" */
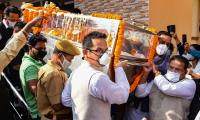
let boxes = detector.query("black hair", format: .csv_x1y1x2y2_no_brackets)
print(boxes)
68,8,81,14
28,34,47,47
168,43,174,52
53,47,63,54
53,47,70,56
157,31,172,38
14,21,26,29
0,2,6,11
191,44,200,51
73,8,81,14
82,31,107,49
169,55,189,70
3,6,21,17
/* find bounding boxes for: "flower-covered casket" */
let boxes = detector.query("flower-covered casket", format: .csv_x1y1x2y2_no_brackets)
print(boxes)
23,2,158,92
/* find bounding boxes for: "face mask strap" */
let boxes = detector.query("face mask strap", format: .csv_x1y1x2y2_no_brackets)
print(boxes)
163,74,180,83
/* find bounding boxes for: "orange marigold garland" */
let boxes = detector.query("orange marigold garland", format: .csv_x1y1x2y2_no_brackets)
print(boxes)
91,13,123,20
114,21,125,66
148,35,159,63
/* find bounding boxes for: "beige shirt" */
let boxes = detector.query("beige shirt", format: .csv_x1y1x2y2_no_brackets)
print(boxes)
0,31,26,74
37,60,70,116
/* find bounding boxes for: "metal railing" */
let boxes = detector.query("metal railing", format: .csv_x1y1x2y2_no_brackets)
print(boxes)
1,72,30,120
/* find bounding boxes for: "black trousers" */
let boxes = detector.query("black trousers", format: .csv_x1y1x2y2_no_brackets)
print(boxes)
188,80,200,120
0,79,14,120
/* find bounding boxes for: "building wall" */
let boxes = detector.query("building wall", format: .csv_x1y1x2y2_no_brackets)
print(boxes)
74,0,149,25
149,0,200,44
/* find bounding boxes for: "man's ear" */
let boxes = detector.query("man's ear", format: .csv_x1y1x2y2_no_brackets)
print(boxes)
58,53,63,58
82,49,87,55
28,45,32,50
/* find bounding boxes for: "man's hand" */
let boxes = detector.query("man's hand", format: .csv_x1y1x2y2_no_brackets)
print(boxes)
115,60,128,68
172,33,178,39
138,63,152,84
22,16,47,35
143,63,153,73
171,33,180,44
152,64,160,76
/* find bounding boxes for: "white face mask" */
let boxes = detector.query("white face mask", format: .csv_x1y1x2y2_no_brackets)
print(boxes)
98,52,110,66
165,70,181,83
8,20,17,28
60,55,71,70
156,44,168,55
100,65,109,74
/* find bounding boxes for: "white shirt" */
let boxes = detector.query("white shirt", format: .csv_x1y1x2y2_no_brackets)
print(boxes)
135,75,196,100
193,60,200,74
195,111,200,120
3,19,9,28
62,60,130,107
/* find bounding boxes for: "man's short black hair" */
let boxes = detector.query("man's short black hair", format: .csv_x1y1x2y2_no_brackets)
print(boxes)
28,34,47,47
53,47,71,56
69,8,81,14
0,2,6,11
82,31,107,49
53,47,63,54
157,31,172,38
169,55,189,70
3,6,21,17
14,21,26,29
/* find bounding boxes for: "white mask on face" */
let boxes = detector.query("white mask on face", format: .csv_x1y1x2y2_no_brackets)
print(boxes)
8,20,17,28
98,52,110,66
156,44,168,55
165,70,181,83
60,55,71,70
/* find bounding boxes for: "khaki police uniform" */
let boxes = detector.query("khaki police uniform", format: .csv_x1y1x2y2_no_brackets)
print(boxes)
37,40,80,120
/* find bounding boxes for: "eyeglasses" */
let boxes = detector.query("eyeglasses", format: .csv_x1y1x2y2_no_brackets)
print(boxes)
87,48,108,55
34,47,46,51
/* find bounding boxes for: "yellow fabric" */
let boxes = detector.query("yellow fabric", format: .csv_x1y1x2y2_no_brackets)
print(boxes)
0,31,26,75
21,3,33,10
55,40,80,56
37,60,70,116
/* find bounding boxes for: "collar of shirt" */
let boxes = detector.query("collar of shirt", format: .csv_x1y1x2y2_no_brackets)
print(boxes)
23,53,43,66
47,60,63,71
3,19,9,28
82,60,104,72
193,60,200,73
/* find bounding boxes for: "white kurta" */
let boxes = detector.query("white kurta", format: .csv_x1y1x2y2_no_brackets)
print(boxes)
136,75,196,100
136,74,196,120
195,111,200,120
61,60,130,120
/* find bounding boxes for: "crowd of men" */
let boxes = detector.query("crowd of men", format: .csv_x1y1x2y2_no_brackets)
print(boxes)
0,4,200,120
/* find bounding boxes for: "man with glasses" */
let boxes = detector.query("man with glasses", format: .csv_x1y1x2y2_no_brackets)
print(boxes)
135,55,196,120
61,31,130,120
20,34,47,120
